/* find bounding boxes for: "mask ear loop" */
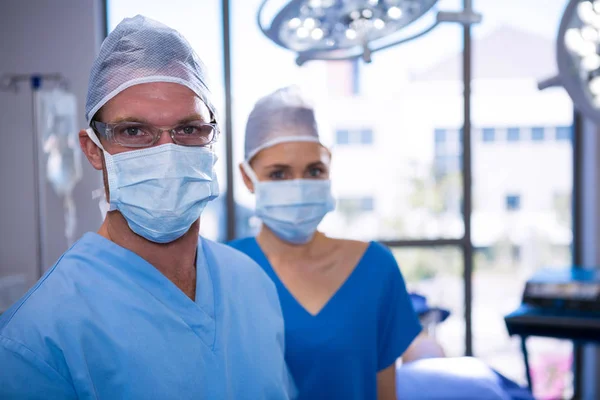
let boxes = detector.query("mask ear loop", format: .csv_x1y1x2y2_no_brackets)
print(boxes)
241,160,259,184
87,128,112,218
85,127,107,151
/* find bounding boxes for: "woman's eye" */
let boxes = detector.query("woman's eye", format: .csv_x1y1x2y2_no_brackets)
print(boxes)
309,167,324,177
269,170,285,180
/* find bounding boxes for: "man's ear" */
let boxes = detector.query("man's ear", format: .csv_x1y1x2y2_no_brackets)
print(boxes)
79,129,104,171
239,163,255,193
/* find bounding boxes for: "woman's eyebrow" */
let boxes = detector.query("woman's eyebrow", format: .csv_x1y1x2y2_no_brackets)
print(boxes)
265,164,290,169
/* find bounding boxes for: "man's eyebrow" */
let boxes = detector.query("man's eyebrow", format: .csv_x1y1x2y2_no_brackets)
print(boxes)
108,114,209,124
109,116,149,124
176,114,210,123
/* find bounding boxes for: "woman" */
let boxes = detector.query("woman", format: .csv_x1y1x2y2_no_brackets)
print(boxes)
229,86,423,400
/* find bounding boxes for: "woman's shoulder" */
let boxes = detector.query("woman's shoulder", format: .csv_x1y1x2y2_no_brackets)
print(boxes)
227,236,257,253
329,238,397,268
332,238,393,256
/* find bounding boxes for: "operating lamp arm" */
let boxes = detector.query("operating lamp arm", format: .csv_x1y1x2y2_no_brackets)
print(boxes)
257,0,273,40
537,75,563,91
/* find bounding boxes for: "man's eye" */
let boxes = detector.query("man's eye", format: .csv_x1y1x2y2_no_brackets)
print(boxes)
124,127,142,136
115,125,149,137
181,126,198,135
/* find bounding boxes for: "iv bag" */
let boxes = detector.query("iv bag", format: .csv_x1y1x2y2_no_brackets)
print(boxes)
36,88,82,246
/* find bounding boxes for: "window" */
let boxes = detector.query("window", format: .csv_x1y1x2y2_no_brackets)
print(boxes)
360,129,373,145
556,126,572,141
391,247,464,356
507,127,520,142
435,128,446,144
351,58,361,96
335,128,374,145
336,129,350,145
472,6,573,392
361,197,374,211
531,127,545,141
337,197,375,215
482,128,495,142
505,195,521,211
512,245,521,262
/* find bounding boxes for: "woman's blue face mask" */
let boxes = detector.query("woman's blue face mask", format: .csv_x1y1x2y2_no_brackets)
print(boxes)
242,162,335,245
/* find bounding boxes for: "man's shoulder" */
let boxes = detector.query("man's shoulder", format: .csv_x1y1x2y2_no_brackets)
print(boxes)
0,244,102,336
200,238,277,295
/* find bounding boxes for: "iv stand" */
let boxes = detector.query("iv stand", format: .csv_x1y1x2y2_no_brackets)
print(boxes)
0,73,69,279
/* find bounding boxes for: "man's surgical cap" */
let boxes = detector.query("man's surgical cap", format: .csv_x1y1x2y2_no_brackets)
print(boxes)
244,86,322,161
85,15,216,124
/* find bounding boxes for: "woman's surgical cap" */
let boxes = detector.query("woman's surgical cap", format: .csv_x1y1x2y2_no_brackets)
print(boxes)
244,86,322,161
85,15,216,124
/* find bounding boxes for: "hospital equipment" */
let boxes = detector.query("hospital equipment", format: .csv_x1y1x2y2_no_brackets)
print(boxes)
505,267,600,392
397,294,534,399
539,0,600,124
256,0,481,65
0,73,78,268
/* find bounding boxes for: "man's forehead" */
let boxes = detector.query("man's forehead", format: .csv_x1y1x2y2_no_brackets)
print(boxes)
99,83,212,123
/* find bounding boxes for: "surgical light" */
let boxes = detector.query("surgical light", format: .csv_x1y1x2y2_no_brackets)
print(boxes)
257,0,482,65
387,6,403,19
311,27,325,39
539,0,600,124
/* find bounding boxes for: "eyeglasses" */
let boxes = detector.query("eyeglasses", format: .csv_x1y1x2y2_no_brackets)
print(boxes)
90,120,219,148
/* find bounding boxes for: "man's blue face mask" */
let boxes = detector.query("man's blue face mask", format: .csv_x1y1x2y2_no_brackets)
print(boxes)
86,128,219,243
242,162,335,245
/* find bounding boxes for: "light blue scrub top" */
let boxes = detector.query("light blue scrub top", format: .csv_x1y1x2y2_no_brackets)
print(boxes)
0,233,292,399
229,238,422,400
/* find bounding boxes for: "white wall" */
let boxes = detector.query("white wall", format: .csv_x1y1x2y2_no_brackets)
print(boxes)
0,0,104,311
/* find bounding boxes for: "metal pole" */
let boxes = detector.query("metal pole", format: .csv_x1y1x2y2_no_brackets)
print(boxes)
222,0,236,241
462,0,474,357
572,108,584,400
30,76,45,278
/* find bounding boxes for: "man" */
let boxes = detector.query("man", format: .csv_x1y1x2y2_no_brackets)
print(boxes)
0,15,293,399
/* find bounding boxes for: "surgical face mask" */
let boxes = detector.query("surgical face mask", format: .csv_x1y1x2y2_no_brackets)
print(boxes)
242,162,335,245
86,129,219,243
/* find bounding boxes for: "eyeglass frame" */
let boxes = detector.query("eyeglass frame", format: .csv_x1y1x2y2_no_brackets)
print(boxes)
90,119,220,148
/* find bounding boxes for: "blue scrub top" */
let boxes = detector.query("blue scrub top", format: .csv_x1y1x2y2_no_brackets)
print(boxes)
228,238,422,400
0,233,293,399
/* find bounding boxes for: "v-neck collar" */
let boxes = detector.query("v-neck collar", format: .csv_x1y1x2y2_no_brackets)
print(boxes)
82,233,216,349
250,238,373,319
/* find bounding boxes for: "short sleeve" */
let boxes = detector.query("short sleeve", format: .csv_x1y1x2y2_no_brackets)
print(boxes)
375,244,422,371
0,335,76,399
